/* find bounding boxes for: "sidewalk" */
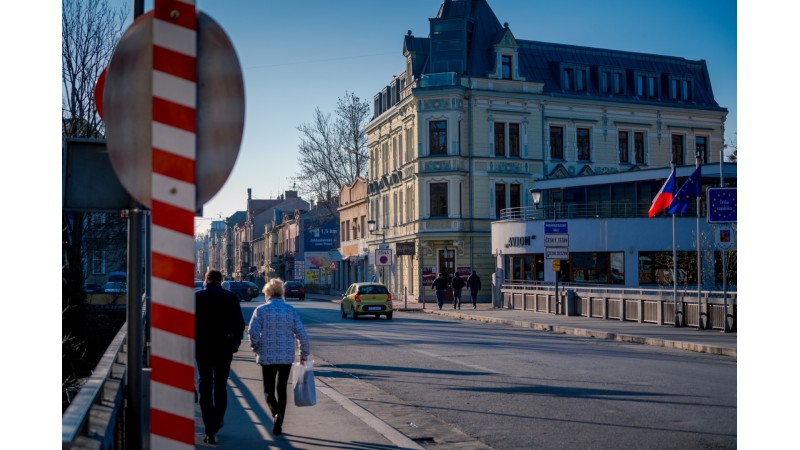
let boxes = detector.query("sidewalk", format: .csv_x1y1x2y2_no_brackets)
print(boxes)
313,293,737,358
194,343,423,449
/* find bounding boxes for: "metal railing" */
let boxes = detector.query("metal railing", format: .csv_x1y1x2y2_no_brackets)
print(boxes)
499,281,736,331
499,201,706,221
62,324,127,450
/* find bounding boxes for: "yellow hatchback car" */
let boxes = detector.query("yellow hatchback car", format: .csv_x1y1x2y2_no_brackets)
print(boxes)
340,282,393,320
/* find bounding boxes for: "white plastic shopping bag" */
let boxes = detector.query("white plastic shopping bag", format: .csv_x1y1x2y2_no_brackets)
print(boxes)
293,360,317,407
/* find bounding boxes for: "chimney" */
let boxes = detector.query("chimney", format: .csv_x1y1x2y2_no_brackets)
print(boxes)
247,188,252,200
285,190,298,199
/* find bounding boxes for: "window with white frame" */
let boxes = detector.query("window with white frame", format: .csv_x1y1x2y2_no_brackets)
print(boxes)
672,134,685,165
618,130,629,163
494,182,522,217
696,136,708,163
501,54,512,80
669,76,693,101
494,122,521,157
562,65,588,92
634,132,646,164
635,72,659,98
600,68,625,95
550,125,564,159
92,250,105,274
577,127,591,161
429,120,447,155
429,182,448,217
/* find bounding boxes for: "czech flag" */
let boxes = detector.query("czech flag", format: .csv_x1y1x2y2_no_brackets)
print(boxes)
648,168,676,218
667,167,702,215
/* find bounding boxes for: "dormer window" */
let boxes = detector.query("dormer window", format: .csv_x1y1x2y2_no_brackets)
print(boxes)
669,76,693,101
634,71,659,98
562,65,589,92
501,55,512,80
599,68,625,95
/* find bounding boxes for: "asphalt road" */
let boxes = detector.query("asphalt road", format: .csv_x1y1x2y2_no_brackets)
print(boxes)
241,298,736,449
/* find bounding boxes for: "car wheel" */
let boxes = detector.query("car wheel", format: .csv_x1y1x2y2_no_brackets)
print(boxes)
341,305,347,319
351,308,358,320
386,312,393,320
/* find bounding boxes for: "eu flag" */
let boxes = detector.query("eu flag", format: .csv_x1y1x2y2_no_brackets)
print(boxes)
667,167,702,214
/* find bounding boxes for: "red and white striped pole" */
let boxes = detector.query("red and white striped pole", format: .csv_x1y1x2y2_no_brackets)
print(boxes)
149,0,197,448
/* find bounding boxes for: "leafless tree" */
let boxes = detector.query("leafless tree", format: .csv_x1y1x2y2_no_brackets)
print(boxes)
62,0,128,409
62,0,128,138
725,132,737,163
295,92,370,215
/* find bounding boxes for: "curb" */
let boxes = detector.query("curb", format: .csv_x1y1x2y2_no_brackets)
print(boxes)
419,308,737,359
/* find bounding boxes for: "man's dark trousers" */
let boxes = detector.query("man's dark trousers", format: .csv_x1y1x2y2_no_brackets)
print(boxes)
435,290,445,309
453,289,462,308
197,350,234,435
470,289,479,308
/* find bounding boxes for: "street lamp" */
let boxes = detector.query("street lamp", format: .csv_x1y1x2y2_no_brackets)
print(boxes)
367,220,386,284
529,188,541,207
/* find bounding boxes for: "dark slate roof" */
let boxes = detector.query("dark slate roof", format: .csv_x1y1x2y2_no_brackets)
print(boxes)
516,40,720,108
404,0,722,110
227,211,246,225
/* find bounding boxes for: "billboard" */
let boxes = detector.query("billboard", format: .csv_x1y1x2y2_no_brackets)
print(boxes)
303,219,340,251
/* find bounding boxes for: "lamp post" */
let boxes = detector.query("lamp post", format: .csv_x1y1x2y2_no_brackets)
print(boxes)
367,219,385,284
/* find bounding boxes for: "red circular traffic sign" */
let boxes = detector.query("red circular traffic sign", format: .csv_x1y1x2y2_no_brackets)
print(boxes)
103,11,245,209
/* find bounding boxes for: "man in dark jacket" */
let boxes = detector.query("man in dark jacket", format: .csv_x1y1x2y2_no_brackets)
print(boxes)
466,270,482,309
196,269,245,445
451,274,466,309
431,273,448,310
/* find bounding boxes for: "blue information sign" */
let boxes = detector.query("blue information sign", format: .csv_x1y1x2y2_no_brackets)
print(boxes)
708,188,737,223
544,221,568,234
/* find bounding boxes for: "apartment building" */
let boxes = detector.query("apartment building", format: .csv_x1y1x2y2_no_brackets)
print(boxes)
365,0,727,301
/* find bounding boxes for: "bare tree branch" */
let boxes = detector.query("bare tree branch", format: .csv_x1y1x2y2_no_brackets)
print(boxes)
62,0,128,138
294,92,370,215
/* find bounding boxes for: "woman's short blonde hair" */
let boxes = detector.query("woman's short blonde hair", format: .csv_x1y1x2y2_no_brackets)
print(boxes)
263,278,285,298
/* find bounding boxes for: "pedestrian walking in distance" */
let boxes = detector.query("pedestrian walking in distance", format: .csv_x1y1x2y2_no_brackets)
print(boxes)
248,278,311,436
195,269,245,445
466,270,482,309
451,273,466,309
432,273,448,310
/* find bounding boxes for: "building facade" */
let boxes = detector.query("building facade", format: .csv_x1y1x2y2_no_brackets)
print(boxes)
335,177,370,290
365,0,728,302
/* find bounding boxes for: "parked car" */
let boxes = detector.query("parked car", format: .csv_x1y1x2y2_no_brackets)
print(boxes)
284,281,305,301
340,282,392,320
104,281,127,293
194,280,204,292
221,280,260,301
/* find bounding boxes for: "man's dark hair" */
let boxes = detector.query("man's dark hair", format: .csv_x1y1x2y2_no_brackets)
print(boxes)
206,270,223,283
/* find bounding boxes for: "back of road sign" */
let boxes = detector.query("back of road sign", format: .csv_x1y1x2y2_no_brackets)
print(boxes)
103,12,244,208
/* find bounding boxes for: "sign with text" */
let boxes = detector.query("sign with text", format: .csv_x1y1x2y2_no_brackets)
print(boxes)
396,241,416,256
375,249,393,266
544,221,568,234
545,247,569,260
543,234,569,247
708,188,737,223
303,219,340,251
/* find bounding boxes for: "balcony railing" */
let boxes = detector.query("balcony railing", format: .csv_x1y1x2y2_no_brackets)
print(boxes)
499,201,706,221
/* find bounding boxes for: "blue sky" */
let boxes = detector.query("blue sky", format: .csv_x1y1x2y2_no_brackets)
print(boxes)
121,0,735,232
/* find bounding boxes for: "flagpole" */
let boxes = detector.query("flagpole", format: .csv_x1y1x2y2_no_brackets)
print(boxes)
672,211,679,327
695,153,702,330
671,161,680,327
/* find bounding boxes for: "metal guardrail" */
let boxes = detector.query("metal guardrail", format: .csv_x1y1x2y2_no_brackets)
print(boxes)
62,324,127,450
499,281,736,330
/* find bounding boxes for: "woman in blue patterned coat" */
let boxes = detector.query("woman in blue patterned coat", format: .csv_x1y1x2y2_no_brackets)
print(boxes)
248,278,311,436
